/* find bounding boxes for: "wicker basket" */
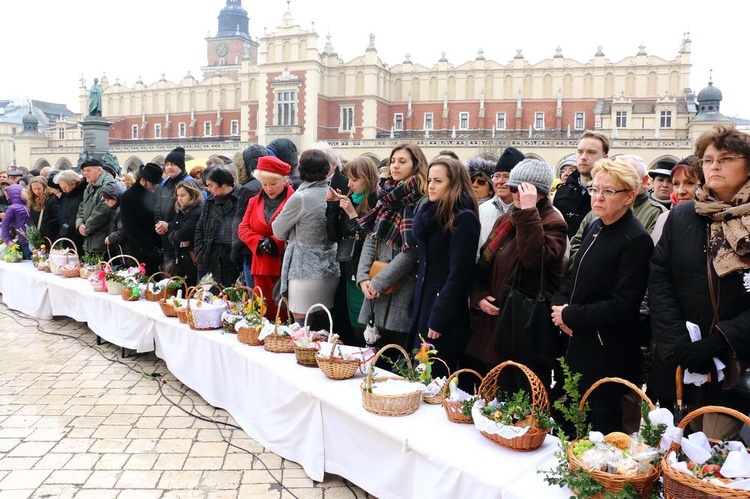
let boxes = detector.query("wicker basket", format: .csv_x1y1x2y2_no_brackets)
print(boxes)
237,286,266,345
186,285,226,330
661,405,750,498
59,263,82,278
157,277,188,317
442,368,483,424
145,271,172,302
264,297,295,353
360,344,423,417
293,303,333,367
316,337,361,380
176,307,190,324
475,360,551,451
422,357,451,405
121,287,140,301
48,237,80,275
567,377,659,498
105,254,140,296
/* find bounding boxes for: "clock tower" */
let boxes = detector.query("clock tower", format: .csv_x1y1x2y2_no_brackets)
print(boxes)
203,0,259,79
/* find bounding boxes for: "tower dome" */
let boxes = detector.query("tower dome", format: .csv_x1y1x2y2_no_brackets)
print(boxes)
697,79,722,114
216,0,249,39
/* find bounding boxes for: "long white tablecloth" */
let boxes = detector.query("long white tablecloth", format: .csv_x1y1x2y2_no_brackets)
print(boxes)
0,261,571,497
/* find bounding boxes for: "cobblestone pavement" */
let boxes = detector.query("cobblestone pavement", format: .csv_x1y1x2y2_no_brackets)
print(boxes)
0,301,372,498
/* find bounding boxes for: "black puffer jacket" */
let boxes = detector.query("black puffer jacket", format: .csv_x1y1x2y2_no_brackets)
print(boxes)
552,170,591,239
649,202,750,411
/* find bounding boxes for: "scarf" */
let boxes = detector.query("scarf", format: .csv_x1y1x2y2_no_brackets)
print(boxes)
694,178,750,276
358,176,422,251
478,208,515,274
351,190,366,206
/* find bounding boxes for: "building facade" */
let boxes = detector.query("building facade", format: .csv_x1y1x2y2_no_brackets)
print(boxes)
18,1,737,173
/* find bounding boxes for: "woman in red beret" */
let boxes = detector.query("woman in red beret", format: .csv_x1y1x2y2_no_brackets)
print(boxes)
238,156,295,319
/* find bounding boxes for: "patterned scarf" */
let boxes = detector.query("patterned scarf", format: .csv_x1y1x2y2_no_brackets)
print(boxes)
478,209,515,274
694,178,750,276
358,176,422,251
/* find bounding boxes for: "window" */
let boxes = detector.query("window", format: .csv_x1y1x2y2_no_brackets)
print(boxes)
660,110,672,128
79,127,83,139
204,121,212,137
534,112,545,130
575,112,585,130
394,113,403,130
276,90,297,126
131,125,138,139
615,111,628,128
178,122,186,138
423,113,433,130
230,120,239,136
154,124,162,138
496,112,506,130
57,127,65,140
340,106,354,132
459,112,469,130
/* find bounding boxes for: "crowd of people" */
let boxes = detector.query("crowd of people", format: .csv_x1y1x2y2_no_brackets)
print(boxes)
2,124,749,439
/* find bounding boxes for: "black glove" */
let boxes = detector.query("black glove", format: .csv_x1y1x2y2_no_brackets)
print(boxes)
257,237,278,257
679,334,728,374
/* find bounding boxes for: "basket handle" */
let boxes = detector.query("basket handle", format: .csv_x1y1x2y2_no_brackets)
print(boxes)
275,296,290,324
43,237,53,249
165,276,188,299
186,285,203,313
441,368,484,400
50,237,79,256
478,360,550,412
429,356,451,378
365,343,413,391
579,377,654,412
676,405,750,431
146,271,173,292
303,303,333,335
106,253,140,269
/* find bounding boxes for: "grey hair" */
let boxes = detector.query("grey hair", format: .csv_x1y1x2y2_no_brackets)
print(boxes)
54,170,82,185
309,141,341,169
616,154,647,178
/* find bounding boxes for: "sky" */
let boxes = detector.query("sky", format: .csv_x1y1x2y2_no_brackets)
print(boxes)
1,0,746,118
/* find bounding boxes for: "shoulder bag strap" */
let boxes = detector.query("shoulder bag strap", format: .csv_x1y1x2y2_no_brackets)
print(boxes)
705,224,720,331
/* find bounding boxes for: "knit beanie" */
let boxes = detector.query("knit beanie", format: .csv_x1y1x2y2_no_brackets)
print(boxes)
165,147,186,170
495,147,525,173
506,159,555,195
242,144,268,173
267,138,298,168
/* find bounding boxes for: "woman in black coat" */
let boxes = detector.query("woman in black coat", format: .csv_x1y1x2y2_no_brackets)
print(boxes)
409,156,480,377
551,159,653,434
195,167,241,287
167,181,204,287
649,126,750,438
119,164,163,275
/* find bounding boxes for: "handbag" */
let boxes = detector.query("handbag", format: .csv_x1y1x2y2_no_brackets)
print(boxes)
494,247,556,365
368,239,400,295
705,237,750,396
336,234,357,263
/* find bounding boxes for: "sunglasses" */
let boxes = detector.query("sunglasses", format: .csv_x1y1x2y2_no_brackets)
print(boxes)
508,186,518,193
472,177,489,186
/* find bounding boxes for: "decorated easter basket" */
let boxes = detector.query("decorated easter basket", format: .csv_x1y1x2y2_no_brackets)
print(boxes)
104,254,141,295
442,368,484,424
235,286,267,345
422,357,451,405
145,271,175,302
661,405,750,499
316,337,362,380
474,360,551,452
158,277,188,318
263,297,295,353
293,303,332,367
567,377,660,498
360,344,423,417
186,285,227,330
48,237,80,274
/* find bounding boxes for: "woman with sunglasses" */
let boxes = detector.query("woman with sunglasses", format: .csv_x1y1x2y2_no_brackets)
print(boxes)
551,159,653,433
466,155,496,205
468,159,567,389
650,126,750,438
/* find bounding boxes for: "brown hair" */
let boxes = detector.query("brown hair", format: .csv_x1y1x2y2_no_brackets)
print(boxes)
386,142,428,194
25,176,48,212
174,181,204,211
693,125,750,182
580,130,611,154
344,155,379,214
428,157,478,230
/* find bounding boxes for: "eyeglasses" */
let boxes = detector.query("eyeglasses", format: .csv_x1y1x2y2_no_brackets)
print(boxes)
472,177,489,186
697,156,745,167
492,173,510,181
586,186,627,198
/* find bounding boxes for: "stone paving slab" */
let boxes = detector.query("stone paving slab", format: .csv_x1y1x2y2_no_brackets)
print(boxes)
0,300,374,498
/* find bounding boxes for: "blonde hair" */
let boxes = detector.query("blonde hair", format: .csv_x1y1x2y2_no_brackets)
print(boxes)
25,176,48,211
253,169,286,182
591,159,640,192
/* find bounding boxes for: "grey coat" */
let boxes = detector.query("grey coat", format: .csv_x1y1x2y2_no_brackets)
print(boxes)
272,180,340,295
356,234,417,334
75,172,116,253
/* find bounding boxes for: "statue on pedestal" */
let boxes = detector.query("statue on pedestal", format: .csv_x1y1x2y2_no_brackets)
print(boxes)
88,78,103,117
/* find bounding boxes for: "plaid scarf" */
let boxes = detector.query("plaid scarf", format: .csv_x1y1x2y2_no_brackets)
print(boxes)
694,178,750,276
478,209,515,274
358,176,422,251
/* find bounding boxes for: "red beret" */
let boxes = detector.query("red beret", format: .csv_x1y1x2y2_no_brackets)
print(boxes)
257,155,291,176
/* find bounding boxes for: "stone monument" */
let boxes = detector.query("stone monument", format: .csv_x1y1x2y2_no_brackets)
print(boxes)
78,77,120,173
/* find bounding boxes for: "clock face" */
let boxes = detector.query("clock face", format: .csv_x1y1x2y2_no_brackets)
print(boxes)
216,42,229,57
